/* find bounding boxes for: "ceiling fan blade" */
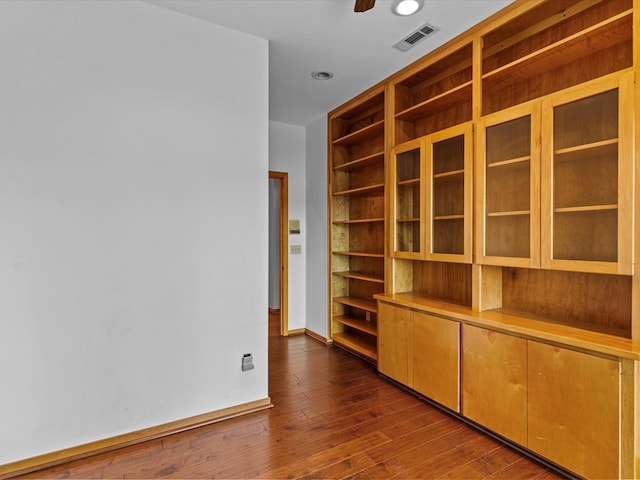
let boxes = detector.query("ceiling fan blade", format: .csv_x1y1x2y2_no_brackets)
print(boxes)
354,0,375,12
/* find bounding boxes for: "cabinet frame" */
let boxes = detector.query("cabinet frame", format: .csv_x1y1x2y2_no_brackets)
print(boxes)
528,341,622,479
390,123,474,263
389,138,426,260
461,323,528,446
376,292,640,480
540,71,635,275
413,310,460,412
475,100,542,268
425,122,474,264
378,300,460,412
377,301,412,385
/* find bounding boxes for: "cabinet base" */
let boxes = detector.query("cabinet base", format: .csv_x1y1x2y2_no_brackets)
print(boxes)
332,332,377,363
377,373,579,480
332,338,377,364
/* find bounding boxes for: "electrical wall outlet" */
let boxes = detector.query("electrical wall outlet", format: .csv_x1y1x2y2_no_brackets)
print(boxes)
241,353,254,372
290,245,302,254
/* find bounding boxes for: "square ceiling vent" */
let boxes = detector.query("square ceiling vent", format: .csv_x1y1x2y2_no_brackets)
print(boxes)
393,22,439,52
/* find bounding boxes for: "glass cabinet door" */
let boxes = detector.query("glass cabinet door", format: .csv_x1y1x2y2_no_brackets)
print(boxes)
541,73,633,275
476,103,541,268
392,139,424,258
427,123,473,263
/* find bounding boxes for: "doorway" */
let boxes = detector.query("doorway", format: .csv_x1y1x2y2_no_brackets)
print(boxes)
268,171,288,336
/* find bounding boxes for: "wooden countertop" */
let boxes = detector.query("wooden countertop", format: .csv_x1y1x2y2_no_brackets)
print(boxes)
375,292,640,361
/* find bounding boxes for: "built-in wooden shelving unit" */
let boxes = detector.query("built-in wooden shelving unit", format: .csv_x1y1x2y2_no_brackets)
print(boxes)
328,0,640,478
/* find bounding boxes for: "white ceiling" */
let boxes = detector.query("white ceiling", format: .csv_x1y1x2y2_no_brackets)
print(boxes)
146,0,513,126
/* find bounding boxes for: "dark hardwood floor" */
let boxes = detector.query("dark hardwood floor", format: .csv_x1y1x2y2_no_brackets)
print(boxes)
17,313,568,479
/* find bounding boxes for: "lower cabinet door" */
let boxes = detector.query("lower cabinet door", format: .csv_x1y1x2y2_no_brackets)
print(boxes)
377,302,412,386
461,324,527,446
528,341,621,479
413,312,460,412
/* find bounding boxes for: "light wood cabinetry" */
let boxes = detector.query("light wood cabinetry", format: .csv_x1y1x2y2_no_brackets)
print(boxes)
377,301,411,385
390,123,473,263
476,102,541,268
390,139,424,259
480,0,633,116
329,0,640,477
375,294,640,479
461,324,527,446
378,301,459,412
528,342,621,479
389,124,474,318
541,73,634,275
475,74,635,338
394,43,473,144
477,73,634,274
413,310,459,412
426,124,473,263
388,40,476,312
463,324,628,479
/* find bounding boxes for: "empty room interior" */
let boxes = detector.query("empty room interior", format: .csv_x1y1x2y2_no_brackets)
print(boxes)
1,0,640,479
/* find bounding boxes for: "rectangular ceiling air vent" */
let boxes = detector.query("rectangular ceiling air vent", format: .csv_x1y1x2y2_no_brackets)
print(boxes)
393,22,439,52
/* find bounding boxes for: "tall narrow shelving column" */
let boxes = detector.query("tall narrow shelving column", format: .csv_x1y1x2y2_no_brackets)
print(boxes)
328,87,386,362
388,42,475,306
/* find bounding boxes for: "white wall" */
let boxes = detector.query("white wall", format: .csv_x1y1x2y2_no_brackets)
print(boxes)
269,121,306,331
305,116,329,339
0,1,268,465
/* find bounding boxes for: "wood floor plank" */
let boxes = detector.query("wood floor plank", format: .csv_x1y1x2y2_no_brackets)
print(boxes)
13,313,570,480
433,443,522,479
260,430,392,479
349,419,474,479
486,457,561,480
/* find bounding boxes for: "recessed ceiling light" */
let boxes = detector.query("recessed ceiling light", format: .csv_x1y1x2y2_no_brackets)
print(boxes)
391,0,423,16
311,71,334,80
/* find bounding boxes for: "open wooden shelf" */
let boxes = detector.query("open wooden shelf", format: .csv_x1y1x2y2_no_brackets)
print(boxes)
396,81,472,123
333,183,384,197
333,151,384,171
333,271,384,284
483,12,632,93
393,43,473,142
332,120,384,146
332,331,378,361
333,315,377,337
333,296,377,313
332,251,384,258
332,217,384,225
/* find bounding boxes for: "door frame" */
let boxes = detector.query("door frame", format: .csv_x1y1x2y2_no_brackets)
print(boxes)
269,171,289,336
